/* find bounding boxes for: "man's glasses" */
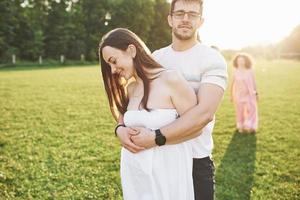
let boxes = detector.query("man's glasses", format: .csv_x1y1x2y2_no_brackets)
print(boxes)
172,11,201,20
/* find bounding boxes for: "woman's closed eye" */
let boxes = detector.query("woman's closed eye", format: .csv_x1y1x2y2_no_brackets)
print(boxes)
107,57,117,65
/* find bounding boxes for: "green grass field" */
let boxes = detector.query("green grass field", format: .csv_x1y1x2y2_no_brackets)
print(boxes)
1,59,299,199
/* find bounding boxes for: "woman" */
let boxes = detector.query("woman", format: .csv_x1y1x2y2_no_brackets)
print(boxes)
230,53,258,133
99,28,196,200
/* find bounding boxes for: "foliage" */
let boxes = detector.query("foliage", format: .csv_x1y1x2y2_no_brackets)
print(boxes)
280,25,300,54
0,0,171,62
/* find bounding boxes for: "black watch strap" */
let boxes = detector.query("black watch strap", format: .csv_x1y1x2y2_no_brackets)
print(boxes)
114,124,125,136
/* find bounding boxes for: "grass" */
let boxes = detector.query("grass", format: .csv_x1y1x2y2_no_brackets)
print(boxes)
0,59,299,199
0,60,98,69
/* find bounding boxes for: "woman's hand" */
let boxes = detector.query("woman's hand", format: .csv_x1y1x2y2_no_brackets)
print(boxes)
130,127,156,149
116,126,145,153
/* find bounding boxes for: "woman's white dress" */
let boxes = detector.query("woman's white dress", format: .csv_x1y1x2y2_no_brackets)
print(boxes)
121,109,194,200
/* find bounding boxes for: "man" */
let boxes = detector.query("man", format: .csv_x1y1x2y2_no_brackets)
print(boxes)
116,0,227,199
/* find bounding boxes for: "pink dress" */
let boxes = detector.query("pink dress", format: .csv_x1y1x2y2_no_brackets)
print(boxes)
232,68,258,131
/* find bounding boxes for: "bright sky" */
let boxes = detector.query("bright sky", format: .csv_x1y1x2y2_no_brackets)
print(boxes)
199,0,300,49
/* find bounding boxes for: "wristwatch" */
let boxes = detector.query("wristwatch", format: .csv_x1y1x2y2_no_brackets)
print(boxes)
155,129,166,146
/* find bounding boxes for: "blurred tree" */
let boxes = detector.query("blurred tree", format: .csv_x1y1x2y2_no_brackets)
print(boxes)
79,0,110,60
0,0,174,63
280,24,300,54
147,0,171,51
22,0,49,60
65,0,87,60
44,0,71,59
0,0,21,62
0,0,49,61
110,0,155,45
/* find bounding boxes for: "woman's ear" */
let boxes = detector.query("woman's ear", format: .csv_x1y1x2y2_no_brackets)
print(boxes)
127,44,136,58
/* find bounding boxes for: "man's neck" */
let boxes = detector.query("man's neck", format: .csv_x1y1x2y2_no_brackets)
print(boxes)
171,36,198,51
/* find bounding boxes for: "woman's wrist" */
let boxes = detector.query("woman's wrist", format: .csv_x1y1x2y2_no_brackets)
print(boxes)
114,124,126,136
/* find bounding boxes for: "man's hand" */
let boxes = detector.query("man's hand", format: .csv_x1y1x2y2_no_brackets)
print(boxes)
116,126,145,153
130,127,156,149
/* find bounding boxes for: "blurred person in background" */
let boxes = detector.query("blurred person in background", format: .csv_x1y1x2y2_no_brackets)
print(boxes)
230,53,258,133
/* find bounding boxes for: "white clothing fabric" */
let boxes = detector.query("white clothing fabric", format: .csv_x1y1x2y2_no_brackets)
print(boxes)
152,43,228,158
121,109,194,200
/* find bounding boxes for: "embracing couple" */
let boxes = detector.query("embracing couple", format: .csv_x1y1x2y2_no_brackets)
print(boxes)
99,0,228,199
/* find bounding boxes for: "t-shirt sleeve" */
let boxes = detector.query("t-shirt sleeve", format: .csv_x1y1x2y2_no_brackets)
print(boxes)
201,52,228,91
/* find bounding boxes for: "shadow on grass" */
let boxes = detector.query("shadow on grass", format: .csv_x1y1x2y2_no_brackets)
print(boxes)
0,135,7,149
216,131,256,200
0,142,5,148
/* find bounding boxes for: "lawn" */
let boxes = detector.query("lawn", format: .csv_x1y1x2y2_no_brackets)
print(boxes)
0,59,299,199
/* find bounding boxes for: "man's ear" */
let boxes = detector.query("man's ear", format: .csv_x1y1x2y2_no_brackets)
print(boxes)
127,44,136,58
197,17,204,29
167,14,173,28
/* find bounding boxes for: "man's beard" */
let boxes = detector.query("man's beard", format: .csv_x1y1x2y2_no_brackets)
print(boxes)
173,27,196,40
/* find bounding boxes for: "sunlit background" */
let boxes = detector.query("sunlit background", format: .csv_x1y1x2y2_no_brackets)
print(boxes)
1,1,300,200
1,0,299,64
168,0,300,49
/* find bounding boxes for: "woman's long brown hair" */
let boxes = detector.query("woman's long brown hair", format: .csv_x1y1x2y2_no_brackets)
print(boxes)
99,28,164,121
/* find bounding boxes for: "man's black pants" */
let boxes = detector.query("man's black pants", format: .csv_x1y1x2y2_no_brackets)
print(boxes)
192,157,215,200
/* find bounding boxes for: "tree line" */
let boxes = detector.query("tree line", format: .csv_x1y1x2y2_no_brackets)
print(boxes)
0,0,171,63
1,0,299,64
225,24,300,60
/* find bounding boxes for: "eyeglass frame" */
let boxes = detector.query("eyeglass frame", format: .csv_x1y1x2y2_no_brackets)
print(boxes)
171,10,202,20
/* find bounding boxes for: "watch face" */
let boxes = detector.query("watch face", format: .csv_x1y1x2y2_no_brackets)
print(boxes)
155,129,166,146
156,135,166,146
160,136,166,145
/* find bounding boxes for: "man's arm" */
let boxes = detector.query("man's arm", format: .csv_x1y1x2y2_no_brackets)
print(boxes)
164,83,224,144
131,49,227,148
130,83,224,147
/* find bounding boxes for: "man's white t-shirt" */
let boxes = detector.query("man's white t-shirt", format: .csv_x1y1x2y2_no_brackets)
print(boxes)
152,42,228,158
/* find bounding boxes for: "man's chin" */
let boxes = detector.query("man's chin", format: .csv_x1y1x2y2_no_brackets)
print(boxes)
174,32,193,40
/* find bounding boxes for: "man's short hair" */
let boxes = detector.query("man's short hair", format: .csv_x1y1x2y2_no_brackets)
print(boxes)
170,0,203,15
